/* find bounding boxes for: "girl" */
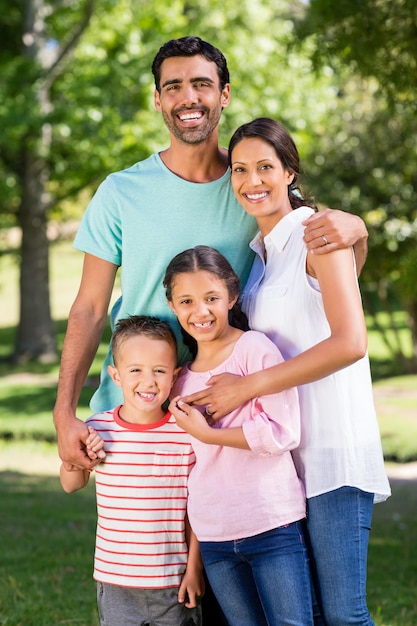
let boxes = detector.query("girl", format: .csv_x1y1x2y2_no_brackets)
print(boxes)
165,245,313,626
182,118,391,625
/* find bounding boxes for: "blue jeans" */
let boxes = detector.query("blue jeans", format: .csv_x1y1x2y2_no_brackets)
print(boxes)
200,521,313,626
305,487,375,626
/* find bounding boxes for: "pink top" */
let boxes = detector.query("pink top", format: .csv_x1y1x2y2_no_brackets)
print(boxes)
172,330,305,541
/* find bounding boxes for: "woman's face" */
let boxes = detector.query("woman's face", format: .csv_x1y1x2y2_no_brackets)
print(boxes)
230,136,294,235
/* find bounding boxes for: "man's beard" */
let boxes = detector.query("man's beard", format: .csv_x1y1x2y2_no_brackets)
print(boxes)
162,104,222,145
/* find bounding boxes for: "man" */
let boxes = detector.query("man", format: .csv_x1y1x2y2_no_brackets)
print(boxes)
54,36,367,471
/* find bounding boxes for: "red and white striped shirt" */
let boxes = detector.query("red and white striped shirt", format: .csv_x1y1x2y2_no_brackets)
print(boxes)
86,407,195,588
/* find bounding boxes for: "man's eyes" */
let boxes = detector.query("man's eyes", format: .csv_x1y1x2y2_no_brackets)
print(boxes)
166,82,210,91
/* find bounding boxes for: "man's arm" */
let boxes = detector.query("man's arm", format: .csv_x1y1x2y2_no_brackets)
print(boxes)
53,253,118,471
303,208,368,275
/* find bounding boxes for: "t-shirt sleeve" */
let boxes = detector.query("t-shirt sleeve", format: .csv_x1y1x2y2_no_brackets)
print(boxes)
73,176,122,266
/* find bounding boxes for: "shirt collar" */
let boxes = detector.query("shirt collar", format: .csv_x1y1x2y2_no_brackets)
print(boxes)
250,207,315,255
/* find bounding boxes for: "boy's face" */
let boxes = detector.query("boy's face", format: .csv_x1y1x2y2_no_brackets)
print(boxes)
154,54,230,145
108,335,180,423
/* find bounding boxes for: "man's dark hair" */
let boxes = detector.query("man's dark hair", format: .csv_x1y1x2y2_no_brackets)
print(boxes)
152,36,230,93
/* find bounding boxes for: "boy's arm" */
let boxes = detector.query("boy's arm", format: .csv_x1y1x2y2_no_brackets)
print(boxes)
60,464,90,493
178,514,205,608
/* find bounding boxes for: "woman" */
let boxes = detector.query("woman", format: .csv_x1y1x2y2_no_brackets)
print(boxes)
182,118,391,625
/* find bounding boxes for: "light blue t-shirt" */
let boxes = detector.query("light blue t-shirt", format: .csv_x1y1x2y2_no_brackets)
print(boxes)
74,152,257,411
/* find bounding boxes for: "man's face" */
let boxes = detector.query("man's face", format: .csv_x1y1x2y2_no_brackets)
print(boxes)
154,55,230,145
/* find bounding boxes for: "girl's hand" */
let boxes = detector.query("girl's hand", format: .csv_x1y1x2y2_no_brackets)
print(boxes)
180,373,250,420
86,426,106,461
178,565,205,609
169,397,213,442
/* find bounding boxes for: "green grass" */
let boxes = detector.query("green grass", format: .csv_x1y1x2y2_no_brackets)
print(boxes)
367,310,415,380
0,462,415,626
367,479,417,625
373,376,417,462
0,470,99,626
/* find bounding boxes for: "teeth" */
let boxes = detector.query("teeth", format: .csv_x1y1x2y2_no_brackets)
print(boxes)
139,392,156,399
179,112,202,121
194,321,212,328
246,192,267,200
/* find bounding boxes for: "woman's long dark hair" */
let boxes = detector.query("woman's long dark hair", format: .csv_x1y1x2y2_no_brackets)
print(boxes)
228,117,317,212
164,245,249,358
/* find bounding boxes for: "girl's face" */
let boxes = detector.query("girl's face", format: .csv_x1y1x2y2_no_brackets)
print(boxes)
168,270,237,345
230,136,294,236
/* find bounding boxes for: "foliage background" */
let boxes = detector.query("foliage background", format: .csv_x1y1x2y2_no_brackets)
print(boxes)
0,4,416,623
1,0,416,370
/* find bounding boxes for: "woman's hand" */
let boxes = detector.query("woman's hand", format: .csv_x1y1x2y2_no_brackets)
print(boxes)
180,372,250,420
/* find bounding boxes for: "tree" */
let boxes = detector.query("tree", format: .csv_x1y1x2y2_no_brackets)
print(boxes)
2,0,330,363
1,0,97,362
293,0,417,372
294,0,417,107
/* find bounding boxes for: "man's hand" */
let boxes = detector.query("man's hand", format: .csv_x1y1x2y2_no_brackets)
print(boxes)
56,415,105,471
303,208,368,252
303,208,368,275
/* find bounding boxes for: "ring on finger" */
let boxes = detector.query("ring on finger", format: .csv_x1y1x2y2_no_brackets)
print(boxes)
321,235,328,245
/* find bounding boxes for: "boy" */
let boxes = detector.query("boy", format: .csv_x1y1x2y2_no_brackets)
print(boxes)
60,316,203,626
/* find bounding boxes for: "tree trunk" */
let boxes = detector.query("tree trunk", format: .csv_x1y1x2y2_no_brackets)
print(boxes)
406,299,417,367
12,0,96,362
14,148,57,363
15,0,56,362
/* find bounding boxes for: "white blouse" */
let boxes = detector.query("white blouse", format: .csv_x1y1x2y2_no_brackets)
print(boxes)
241,207,390,503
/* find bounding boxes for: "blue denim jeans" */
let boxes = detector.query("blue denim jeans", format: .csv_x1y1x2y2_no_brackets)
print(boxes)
305,487,375,626
200,521,313,626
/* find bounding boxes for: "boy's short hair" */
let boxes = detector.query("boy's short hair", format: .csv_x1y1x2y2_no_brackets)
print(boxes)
111,316,177,366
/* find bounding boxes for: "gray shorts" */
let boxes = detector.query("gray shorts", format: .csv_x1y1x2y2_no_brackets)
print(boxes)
97,581,202,626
